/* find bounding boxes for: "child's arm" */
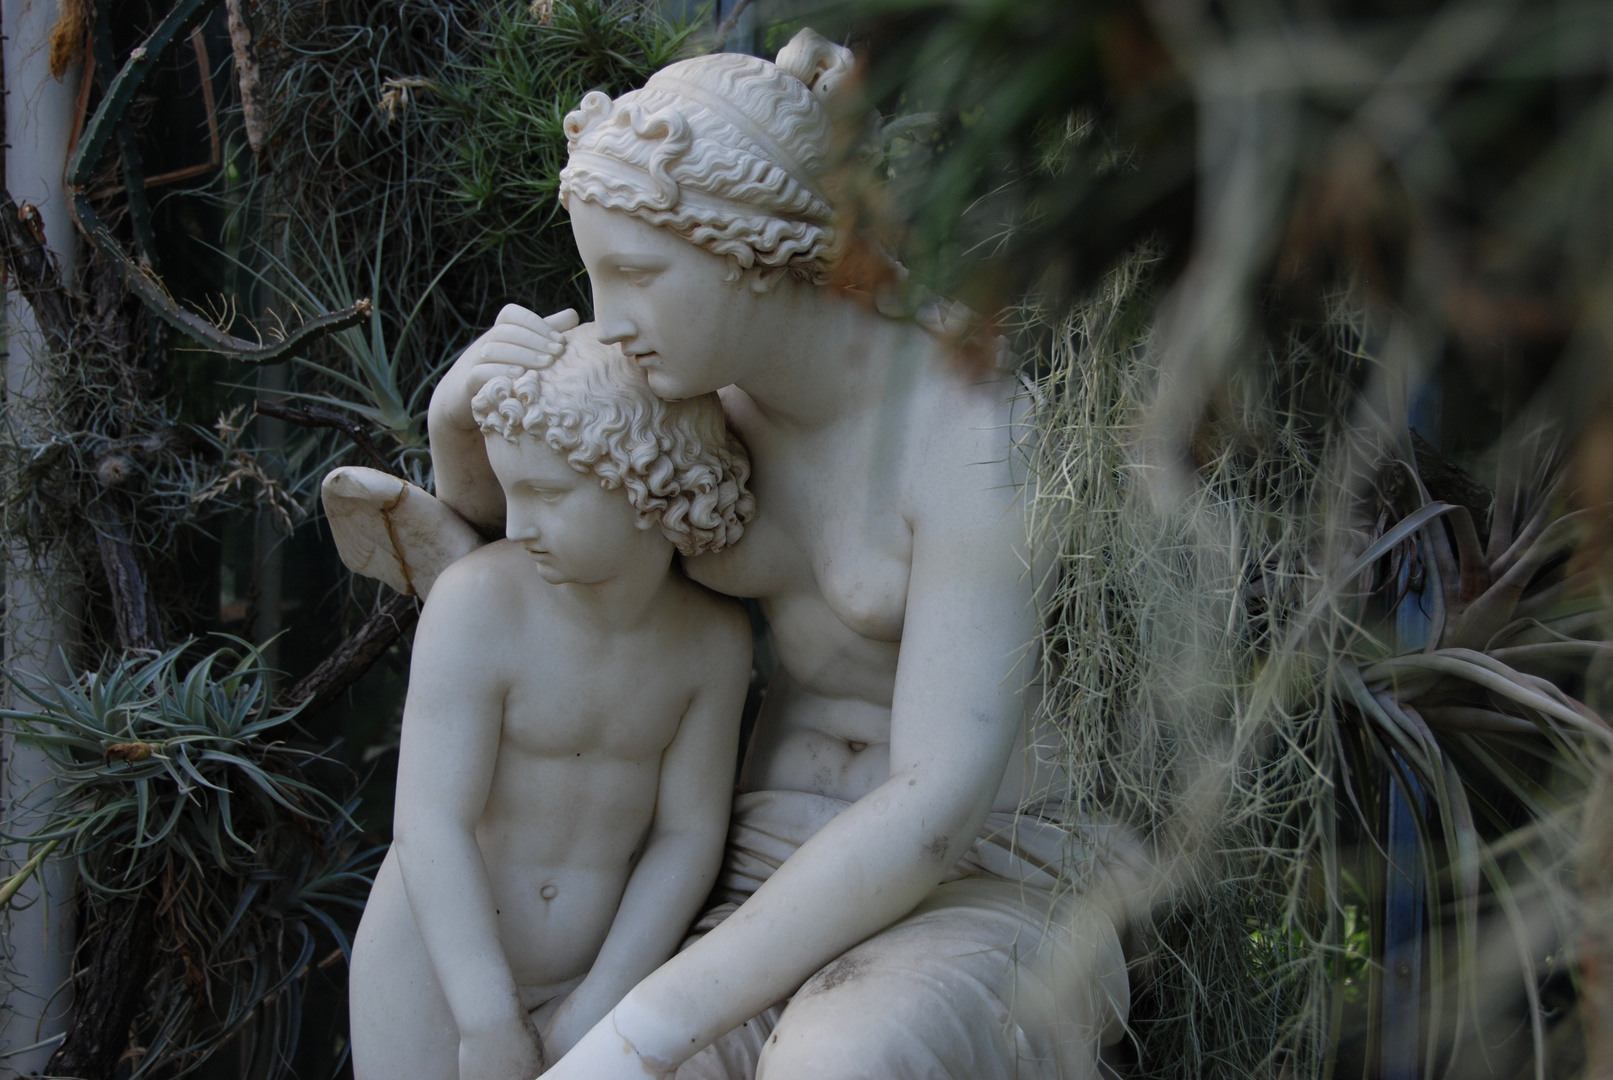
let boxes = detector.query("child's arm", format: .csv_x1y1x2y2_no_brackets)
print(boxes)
539,608,751,1061
392,559,544,1080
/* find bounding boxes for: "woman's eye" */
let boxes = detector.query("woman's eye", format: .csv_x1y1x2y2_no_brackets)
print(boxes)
620,267,652,285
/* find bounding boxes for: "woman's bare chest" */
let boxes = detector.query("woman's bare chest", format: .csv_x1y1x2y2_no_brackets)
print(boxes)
691,442,913,645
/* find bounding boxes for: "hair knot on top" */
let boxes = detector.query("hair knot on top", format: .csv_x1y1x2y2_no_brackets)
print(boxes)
563,90,613,143
468,329,755,557
774,27,854,99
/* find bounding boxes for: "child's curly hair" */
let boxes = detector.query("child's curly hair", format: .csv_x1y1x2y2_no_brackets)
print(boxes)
470,326,754,557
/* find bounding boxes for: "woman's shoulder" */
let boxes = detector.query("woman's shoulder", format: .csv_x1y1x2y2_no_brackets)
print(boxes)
909,348,1022,456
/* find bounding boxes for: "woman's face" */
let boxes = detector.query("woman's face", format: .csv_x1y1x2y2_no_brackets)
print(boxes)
568,199,762,400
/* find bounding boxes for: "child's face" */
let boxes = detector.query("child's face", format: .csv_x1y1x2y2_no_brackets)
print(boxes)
486,432,656,584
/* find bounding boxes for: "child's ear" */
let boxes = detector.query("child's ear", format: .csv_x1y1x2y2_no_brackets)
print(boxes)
635,509,657,531
746,265,788,295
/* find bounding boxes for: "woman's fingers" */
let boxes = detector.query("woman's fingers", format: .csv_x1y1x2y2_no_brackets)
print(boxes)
468,362,528,391
494,303,578,340
460,305,579,397
480,322,564,361
544,307,580,333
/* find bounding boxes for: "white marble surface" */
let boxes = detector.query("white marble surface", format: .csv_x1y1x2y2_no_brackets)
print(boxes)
337,27,1130,1080
347,330,752,1080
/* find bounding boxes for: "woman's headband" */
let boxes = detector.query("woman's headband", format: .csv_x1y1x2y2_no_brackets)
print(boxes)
561,149,833,227
644,72,829,207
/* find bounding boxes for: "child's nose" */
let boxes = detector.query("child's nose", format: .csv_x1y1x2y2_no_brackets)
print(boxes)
505,505,541,542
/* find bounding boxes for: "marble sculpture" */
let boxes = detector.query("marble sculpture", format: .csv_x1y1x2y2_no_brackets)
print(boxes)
327,27,1137,1080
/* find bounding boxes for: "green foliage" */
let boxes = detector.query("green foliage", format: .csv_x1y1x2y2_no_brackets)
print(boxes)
426,1,696,293
865,1,1613,1075
241,0,694,495
1,643,379,1077
1022,251,1352,1078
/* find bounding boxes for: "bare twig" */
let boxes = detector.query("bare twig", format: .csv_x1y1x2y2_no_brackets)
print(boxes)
253,400,397,476
86,499,163,652
712,0,757,52
45,888,159,1080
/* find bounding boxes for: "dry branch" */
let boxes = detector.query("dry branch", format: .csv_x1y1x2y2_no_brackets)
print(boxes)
0,188,76,345
44,890,158,1080
286,593,418,717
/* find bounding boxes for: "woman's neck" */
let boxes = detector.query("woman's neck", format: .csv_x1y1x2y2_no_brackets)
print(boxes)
732,283,916,429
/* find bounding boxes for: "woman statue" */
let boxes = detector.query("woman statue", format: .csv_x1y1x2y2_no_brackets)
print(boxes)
383,28,1135,1080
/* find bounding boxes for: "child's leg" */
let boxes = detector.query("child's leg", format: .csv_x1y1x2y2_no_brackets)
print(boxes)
350,849,460,1080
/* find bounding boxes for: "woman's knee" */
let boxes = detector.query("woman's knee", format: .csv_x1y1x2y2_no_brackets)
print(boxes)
754,962,963,1080
754,1001,901,1080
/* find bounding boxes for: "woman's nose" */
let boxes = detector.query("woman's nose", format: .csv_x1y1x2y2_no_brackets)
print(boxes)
595,314,637,346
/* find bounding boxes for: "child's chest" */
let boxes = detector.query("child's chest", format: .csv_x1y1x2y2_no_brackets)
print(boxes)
495,634,696,761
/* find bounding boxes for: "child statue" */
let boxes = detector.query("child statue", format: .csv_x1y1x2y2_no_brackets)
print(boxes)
345,326,756,1080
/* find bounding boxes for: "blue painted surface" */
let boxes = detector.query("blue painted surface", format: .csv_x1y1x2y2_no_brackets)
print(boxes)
1381,513,1434,1079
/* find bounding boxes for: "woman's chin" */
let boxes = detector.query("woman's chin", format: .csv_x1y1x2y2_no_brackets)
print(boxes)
645,368,705,401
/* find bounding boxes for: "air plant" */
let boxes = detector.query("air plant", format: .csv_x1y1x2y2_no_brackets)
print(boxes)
0,642,380,1078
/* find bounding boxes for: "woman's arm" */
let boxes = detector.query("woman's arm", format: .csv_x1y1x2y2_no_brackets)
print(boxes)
547,411,1035,1077
392,558,542,1080
428,305,577,529
541,612,750,1059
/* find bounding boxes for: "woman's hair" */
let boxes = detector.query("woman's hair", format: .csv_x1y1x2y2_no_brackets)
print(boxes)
471,327,754,557
558,28,855,284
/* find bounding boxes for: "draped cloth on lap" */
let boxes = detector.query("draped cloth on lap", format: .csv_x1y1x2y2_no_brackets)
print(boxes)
673,790,1138,1080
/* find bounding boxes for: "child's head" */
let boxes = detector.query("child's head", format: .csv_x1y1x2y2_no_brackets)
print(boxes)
470,326,754,569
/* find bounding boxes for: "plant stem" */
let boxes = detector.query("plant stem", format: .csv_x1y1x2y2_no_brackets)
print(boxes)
0,838,63,908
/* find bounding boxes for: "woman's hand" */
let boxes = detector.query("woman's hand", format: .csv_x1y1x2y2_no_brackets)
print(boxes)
440,305,577,430
428,305,577,529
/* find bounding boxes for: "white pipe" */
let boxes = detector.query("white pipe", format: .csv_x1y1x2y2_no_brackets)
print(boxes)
1,1,81,1074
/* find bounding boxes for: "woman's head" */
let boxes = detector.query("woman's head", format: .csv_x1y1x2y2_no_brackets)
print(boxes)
558,28,854,286
471,326,754,558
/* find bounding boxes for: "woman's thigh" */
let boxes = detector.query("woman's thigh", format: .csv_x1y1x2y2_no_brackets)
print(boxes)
348,850,459,1080
753,878,1127,1080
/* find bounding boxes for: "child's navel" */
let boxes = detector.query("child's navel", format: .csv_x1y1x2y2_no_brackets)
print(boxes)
540,884,559,900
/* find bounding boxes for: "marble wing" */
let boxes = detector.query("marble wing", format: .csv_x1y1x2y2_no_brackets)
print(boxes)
320,466,482,601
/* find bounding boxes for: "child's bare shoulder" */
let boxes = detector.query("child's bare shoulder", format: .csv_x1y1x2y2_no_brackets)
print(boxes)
665,576,751,671
419,540,545,630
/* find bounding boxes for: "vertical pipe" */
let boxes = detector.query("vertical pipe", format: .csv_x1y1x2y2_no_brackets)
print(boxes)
1,1,81,1074
1381,761,1426,1080
1378,386,1442,1080
1380,570,1431,1080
